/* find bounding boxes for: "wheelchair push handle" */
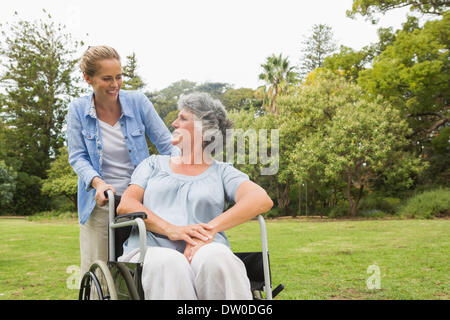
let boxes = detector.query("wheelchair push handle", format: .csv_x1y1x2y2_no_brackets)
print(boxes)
104,189,115,200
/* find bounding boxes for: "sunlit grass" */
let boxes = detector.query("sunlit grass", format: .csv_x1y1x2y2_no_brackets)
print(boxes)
0,217,448,300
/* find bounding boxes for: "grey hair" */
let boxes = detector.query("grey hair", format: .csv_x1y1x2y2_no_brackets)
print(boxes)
177,92,233,150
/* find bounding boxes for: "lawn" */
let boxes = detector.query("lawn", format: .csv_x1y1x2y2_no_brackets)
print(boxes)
0,217,448,300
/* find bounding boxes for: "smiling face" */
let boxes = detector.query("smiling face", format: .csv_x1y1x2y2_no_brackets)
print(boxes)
171,109,196,148
83,58,122,103
171,108,207,155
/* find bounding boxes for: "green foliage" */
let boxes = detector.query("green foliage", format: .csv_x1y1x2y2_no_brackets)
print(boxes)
323,17,417,82
221,88,261,111
358,193,402,214
299,24,337,78
0,12,83,178
359,209,387,218
358,13,449,146
289,71,424,216
398,188,450,219
347,0,449,23
324,11,449,187
323,45,374,81
258,53,298,113
327,200,352,218
431,127,450,155
26,210,77,221
147,80,236,123
0,11,83,215
41,146,77,209
0,160,16,210
7,172,46,216
195,82,231,99
122,52,145,90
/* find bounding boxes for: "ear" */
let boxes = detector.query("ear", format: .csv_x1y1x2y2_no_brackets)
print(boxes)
83,73,92,85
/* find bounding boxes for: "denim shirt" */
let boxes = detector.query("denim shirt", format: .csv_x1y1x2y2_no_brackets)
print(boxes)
67,90,179,224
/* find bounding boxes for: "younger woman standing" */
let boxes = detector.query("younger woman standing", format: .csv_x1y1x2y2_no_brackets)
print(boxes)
67,46,178,277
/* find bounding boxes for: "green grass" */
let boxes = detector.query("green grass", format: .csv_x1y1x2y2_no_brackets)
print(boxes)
0,217,449,300
0,218,80,300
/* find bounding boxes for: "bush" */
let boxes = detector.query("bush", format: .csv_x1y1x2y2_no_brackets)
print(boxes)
3,172,50,216
26,210,77,222
358,193,401,214
398,188,450,219
359,209,387,218
264,207,286,218
327,200,349,218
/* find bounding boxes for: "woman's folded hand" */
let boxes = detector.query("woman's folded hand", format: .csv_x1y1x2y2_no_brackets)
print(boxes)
183,233,216,263
165,223,214,247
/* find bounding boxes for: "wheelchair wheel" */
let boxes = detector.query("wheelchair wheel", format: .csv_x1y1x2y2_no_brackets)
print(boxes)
79,260,118,300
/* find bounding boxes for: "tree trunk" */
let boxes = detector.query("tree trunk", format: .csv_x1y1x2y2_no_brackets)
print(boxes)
298,183,302,216
312,187,316,214
354,184,364,216
270,86,279,114
305,181,308,217
73,194,78,210
276,181,290,214
346,170,355,216
346,169,364,217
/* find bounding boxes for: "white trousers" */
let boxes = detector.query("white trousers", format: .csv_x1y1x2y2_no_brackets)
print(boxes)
79,205,109,278
119,242,252,300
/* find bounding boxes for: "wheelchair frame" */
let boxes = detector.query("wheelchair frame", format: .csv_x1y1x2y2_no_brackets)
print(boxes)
79,190,283,300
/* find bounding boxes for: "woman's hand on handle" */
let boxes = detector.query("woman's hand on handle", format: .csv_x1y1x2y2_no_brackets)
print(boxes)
91,176,116,206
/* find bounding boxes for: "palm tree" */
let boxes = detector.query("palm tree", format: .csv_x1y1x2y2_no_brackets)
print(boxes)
258,53,298,114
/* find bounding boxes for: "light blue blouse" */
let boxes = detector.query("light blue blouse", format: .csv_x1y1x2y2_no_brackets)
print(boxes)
122,155,249,255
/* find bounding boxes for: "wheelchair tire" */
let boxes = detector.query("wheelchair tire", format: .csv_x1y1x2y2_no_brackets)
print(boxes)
79,260,118,300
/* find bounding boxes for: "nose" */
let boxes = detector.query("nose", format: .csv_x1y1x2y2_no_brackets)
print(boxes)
171,118,178,129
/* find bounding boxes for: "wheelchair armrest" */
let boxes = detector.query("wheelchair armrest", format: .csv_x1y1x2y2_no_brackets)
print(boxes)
114,212,147,224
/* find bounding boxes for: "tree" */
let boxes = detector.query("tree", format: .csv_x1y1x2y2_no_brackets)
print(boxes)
322,18,411,82
0,160,16,212
221,88,261,111
147,80,234,121
195,82,231,100
146,79,198,120
358,13,449,149
227,108,282,209
41,146,78,210
323,45,374,81
258,53,298,114
290,72,424,216
299,24,337,78
347,0,449,23
278,71,365,216
122,52,145,90
0,10,83,213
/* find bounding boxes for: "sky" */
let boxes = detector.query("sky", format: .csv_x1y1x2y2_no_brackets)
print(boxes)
0,0,413,92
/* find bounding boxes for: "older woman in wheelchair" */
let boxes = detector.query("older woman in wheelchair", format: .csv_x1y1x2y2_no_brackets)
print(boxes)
79,92,283,300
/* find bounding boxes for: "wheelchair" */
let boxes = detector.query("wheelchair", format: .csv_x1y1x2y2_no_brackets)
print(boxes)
79,190,284,300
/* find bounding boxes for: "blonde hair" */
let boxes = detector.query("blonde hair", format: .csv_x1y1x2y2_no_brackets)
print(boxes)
80,45,121,77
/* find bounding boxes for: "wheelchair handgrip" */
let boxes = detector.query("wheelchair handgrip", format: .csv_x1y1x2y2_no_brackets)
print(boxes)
114,212,147,223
